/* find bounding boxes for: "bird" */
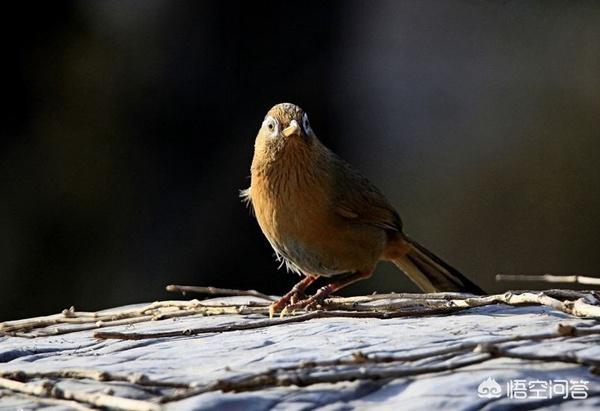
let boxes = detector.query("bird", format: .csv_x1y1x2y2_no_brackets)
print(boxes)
241,103,484,317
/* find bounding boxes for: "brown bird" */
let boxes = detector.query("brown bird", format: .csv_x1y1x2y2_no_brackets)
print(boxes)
242,103,483,316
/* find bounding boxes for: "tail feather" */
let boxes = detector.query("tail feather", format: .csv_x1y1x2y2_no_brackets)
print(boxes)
391,237,484,294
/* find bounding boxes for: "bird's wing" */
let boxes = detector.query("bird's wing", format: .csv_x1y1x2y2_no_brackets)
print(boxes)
330,153,402,232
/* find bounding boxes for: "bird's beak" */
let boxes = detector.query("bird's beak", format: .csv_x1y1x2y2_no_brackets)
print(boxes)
282,120,300,137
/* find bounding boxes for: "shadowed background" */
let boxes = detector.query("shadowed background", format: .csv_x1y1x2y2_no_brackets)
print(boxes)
2,0,600,321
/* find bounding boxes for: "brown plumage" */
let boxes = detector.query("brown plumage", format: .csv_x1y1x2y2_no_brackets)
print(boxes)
242,103,483,316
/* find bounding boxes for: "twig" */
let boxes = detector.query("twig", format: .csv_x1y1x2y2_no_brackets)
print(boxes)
476,341,600,368
11,324,598,404
277,323,600,370
0,391,96,411
0,377,161,411
497,274,600,286
456,292,600,318
5,323,599,405
162,353,493,402
327,292,477,302
94,306,465,340
0,369,190,389
1,300,209,333
0,301,268,338
166,285,277,301
4,289,600,340
94,290,600,341
2,286,599,410
161,322,600,401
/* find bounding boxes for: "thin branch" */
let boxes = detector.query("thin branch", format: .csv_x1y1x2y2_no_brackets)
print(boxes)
314,289,597,312
2,287,599,410
327,292,477,302
161,323,600,401
0,391,96,411
0,369,190,389
5,322,599,406
166,285,277,301
476,342,600,368
1,300,209,333
497,274,600,286
456,292,600,318
0,377,161,411
161,353,493,402
276,323,600,371
4,289,600,340
1,301,268,338
94,290,600,341
94,306,465,340
13,323,596,404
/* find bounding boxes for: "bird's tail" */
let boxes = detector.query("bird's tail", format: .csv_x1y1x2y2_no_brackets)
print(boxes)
387,235,484,294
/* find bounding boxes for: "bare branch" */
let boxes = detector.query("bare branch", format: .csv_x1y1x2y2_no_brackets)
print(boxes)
456,292,600,318
166,285,277,301
476,342,600,368
0,392,96,411
4,289,600,341
94,306,465,340
0,300,268,338
161,322,600,401
0,369,190,389
3,286,600,409
497,274,600,286
161,353,493,402
94,290,600,341
0,377,161,411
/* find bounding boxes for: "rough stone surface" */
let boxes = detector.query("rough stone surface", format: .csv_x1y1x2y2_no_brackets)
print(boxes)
1,298,599,410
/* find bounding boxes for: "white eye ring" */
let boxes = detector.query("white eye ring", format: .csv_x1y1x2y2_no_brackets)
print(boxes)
302,113,311,134
263,116,279,137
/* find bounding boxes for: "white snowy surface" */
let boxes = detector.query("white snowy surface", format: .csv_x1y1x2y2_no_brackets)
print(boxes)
1,298,599,410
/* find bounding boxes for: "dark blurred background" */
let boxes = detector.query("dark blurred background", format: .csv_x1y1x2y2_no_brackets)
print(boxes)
2,1,600,321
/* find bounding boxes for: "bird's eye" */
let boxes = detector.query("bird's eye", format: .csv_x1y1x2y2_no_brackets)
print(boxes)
302,113,311,134
263,116,278,135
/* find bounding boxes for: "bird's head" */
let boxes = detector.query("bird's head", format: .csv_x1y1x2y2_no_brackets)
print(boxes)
250,102,321,175
254,103,315,153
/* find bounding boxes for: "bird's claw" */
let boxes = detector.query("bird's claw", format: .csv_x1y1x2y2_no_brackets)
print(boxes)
269,288,309,319
279,306,291,318
268,304,276,319
281,294,326,313
289,292,305,305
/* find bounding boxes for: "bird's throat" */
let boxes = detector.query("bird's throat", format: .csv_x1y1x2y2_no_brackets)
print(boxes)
251,140,329,208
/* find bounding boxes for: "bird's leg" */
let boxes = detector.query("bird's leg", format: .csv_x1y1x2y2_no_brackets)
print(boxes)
269,275,319,318
285,270,373,312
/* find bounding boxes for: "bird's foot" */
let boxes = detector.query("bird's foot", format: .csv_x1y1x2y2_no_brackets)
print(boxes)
269,299,286,319
289,289,307,304
268,290,306,319
279,285,333,316
268,276,318,318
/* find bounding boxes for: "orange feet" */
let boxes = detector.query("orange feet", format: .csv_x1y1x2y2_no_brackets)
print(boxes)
276,270,373,317
269,275,318,318
279,285,332,315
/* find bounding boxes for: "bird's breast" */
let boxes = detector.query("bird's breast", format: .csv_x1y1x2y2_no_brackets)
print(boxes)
251,166,330,244
249,163,343,274
249,164,385,276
